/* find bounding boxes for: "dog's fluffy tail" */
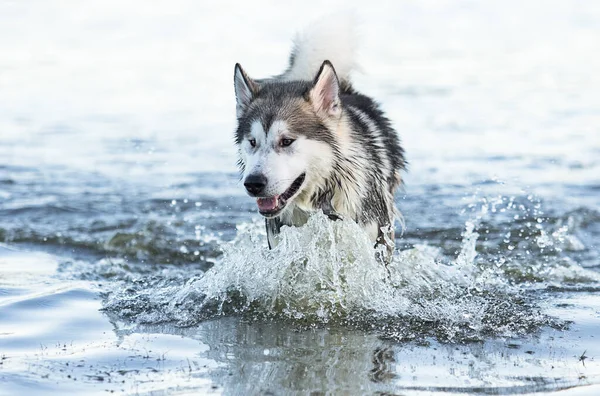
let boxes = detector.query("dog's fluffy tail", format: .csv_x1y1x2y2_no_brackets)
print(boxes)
282,14,357,83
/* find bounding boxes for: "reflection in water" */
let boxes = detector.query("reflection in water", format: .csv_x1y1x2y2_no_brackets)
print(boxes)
109,309,598,395
370,347,396,383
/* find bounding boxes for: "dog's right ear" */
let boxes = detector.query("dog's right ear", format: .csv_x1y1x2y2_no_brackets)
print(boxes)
234,63,258,118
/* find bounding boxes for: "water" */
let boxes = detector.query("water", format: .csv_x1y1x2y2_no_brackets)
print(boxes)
1,1,600,394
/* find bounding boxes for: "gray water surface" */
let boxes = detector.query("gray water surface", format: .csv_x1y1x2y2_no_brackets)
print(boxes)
1,1,600,395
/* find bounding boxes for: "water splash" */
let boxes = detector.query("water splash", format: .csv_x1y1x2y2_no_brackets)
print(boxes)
100,195,599,342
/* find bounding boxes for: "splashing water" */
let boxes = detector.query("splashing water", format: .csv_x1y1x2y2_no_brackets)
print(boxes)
103,193,600,342
194,214,481,320
178,214,546,340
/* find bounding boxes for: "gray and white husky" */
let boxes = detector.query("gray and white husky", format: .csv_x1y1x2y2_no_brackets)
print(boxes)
233,18,406,257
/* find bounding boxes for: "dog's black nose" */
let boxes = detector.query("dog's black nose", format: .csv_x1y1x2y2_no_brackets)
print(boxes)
244,174,267,196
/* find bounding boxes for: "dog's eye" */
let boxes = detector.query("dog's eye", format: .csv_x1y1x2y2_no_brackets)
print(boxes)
249,138,256,147
280,138,295,147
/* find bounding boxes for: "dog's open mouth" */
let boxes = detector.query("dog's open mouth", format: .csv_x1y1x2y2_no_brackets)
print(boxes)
256,173,306,217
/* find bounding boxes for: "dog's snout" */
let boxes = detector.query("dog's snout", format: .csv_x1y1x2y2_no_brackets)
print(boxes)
244,174,267,196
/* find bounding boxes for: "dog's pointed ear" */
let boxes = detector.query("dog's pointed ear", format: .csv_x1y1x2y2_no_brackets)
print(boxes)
309,60,341,118
234,63,258,118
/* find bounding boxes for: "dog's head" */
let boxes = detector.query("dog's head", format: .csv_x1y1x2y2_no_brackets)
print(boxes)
233,61,342,218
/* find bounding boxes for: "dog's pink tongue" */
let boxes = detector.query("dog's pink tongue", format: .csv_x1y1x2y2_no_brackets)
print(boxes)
257,196,278,211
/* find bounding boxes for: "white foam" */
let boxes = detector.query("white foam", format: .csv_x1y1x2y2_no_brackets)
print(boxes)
178,213,509,333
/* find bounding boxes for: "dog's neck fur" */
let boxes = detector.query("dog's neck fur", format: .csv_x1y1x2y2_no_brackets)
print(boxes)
280,110,368,226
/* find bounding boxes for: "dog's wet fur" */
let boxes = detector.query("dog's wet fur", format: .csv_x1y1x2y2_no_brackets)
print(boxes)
233,17,406,259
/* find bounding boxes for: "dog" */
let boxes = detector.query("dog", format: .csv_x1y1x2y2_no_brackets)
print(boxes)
233,17,406,259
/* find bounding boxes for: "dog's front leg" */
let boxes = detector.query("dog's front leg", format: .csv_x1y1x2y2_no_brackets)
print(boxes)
375,225,395,266
265,217,282,249
321,199,343,221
